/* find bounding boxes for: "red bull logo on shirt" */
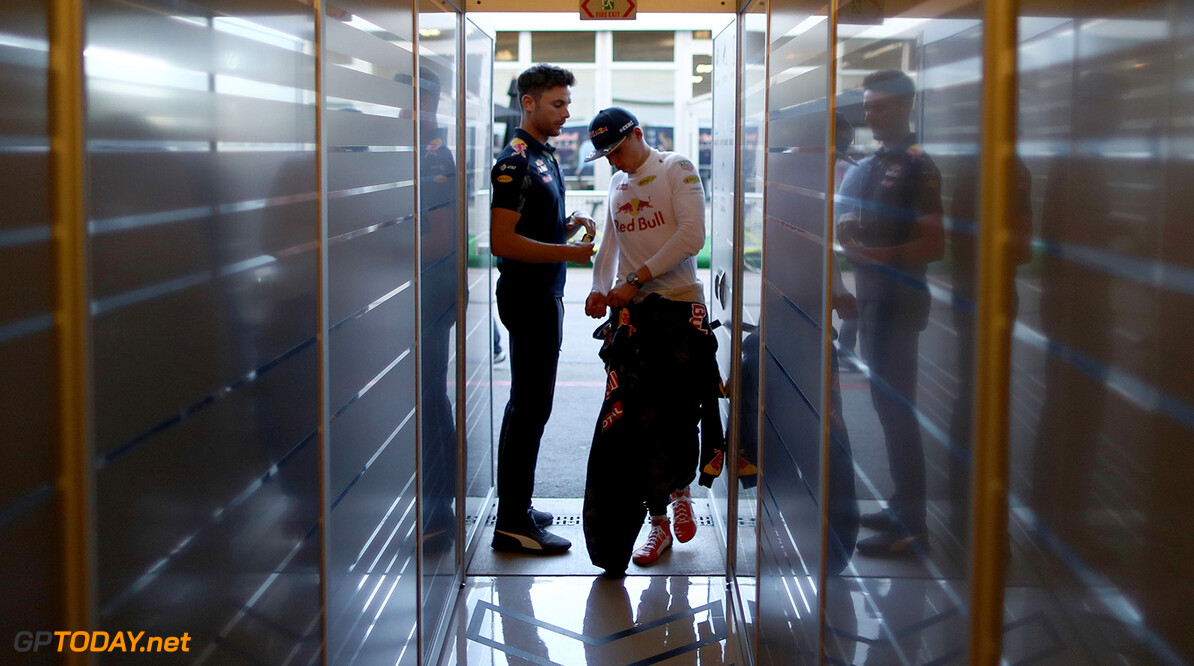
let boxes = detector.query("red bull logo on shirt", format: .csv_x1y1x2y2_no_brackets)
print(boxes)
511,138,527,157
615,197,653,216
614,197,665,233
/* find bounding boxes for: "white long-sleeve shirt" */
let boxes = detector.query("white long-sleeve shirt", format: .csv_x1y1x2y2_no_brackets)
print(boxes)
591,148,706,303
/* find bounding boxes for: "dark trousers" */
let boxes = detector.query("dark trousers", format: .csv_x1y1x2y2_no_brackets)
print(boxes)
495,291,563,527
859,302,926,533
827,345,860,574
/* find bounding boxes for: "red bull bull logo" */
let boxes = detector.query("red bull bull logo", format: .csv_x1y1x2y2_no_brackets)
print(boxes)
616,197,652,216
613,196,667,233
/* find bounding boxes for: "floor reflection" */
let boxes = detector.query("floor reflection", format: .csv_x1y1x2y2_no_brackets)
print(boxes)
450,576,732,665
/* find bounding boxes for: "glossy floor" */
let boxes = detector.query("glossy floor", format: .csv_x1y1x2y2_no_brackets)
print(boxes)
436,494,1095,665
442,575,736,666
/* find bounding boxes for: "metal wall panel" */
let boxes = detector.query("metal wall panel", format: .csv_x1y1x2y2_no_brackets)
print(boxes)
709,19,737,557
7,0,477,662
825,5,984,662
462,19,494,552
1003,2,1194,662
0,0,59,646
417,2,460,657
710,16,750,653
756,2,825,662
85,0,321,661
323,0,420,663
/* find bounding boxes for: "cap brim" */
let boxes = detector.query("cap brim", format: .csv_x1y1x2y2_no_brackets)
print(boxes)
584,135,627,163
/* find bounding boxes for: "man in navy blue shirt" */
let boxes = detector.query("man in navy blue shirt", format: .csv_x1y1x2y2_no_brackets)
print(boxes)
839,70,944,556
490,64,595,554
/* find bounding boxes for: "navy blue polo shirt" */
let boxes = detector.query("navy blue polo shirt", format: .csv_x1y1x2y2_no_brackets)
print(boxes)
851,134,943,321
491,128,568,296
854,134,943,252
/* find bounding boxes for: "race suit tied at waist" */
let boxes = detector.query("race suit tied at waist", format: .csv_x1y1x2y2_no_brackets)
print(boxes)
582,294,726,573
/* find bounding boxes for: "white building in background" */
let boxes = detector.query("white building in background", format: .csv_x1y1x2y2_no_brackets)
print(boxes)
480,13,731,197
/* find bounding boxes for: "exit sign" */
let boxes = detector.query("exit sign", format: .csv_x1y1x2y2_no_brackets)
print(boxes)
580,0,637,20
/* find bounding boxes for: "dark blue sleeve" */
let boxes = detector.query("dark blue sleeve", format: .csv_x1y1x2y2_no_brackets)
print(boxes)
490,154,527,212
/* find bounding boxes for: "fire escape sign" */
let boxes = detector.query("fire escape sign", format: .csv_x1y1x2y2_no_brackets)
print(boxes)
580,0,637,20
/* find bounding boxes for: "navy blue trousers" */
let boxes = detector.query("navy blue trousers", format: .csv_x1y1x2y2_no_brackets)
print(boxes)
495,291,563,528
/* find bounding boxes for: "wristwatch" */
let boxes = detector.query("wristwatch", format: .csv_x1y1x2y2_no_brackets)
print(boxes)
626,271,643,288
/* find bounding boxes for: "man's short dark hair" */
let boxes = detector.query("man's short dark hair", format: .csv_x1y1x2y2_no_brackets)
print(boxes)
517,64,577,101
862,69,915,100
420,65,441,100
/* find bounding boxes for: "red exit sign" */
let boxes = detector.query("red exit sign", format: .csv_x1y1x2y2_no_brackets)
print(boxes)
580,0,637,20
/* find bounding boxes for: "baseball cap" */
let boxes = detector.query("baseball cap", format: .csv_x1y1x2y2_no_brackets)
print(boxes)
584,107,638,162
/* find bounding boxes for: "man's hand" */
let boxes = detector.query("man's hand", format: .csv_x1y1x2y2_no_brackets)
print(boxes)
567,212,596,240
843,243,891,267
585,291,608,318
568,242,595,265
836,212,861,246
606,281,638,308
834,292,858,319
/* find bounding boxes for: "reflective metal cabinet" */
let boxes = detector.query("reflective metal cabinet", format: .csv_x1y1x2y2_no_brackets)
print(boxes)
0,0,58,645
323,0,422,663
86,1,322,661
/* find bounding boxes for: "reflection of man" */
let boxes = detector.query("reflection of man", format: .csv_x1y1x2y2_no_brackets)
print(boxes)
494,577,550,663
635,577,697,661
418,65,459,553
583,578,633,665
839,70,944,556
489,64,595,554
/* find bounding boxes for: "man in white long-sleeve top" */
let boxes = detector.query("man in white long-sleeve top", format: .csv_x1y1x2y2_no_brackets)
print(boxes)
583,108,718,571
585,108,707,312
